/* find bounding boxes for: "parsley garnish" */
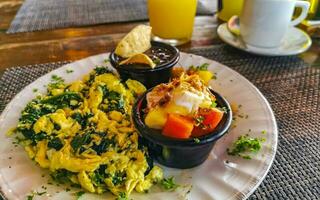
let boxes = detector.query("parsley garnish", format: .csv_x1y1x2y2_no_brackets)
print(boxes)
36,191,46,196
197,63,209,71
48,75,65,89
66,69,74,73
74,191,85,199
26,195,34,200
26,191,46,200
194,116,204,127
116,192,128,200
211,101,217,108
193,138,200,143
227,134,265,159
153,58,161,65
160,176,179,190
51,74,64,82
189,63,209,71
219,106,229,113
32,88,38,93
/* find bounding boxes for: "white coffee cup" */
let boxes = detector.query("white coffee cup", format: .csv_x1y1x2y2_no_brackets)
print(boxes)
240,0,310,48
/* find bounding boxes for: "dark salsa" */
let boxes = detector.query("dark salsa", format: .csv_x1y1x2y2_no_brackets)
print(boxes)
115,45,176,69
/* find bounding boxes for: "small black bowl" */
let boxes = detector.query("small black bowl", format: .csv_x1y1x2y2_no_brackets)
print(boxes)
132,88,233,169
109,41,180,89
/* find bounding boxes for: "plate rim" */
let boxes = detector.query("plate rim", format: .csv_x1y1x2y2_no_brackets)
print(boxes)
0,52,278,200
179,52,278,200
217,23,312,56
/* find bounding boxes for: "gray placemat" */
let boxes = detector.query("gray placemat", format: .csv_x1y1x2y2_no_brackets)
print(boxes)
7,0,213,34
0,45,320,200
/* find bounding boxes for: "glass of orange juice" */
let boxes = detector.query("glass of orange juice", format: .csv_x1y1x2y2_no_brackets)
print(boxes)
217,0,244,21
148,0,197,46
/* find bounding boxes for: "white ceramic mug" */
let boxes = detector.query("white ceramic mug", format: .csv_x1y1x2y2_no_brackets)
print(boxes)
240,0,310,48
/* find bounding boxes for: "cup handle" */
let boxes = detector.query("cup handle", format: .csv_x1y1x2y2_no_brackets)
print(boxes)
290,1,310,26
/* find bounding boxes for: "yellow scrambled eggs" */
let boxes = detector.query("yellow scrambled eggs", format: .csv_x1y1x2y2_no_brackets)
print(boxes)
12,67,163,197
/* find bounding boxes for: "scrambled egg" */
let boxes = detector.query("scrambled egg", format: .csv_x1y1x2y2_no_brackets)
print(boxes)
12,67,163,197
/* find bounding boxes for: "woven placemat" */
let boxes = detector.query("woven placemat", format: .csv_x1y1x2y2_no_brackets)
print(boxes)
0,45,320,200
7,0,213,34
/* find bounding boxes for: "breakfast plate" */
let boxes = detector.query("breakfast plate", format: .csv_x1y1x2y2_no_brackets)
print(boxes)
0,52,277,200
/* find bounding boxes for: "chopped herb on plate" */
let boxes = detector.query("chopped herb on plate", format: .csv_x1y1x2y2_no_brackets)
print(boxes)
160,176,179,190
193,138,201,143
227,134,265,159
66,69,74,73
75,191,85,199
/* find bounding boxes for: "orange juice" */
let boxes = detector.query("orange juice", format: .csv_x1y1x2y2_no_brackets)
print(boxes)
148,0,197,45
217,0,244,21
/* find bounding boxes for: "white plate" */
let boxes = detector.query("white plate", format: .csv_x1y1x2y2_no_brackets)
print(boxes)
0,52,278,200
217,23,312,56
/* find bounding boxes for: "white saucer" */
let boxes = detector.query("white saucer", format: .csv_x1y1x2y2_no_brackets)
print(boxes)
217,23,312,56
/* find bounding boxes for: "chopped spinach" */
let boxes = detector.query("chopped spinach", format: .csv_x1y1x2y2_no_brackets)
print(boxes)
116,192,128,200
91,165,107,186
74,191,85,199
99,86,125,113
50,169,75,184
41,92,82,109
48,137,63,150
19,100,55,125
19,129,46,145
94,66,112,75
70,132,92,152
107,92,125,113
71,112,94,129
53,123,61,130
112,171,126,186
92,137,115,155
48,75,65,90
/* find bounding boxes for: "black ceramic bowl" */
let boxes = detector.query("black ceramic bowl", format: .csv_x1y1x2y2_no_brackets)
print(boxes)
132,88,233,169
109,41,180,89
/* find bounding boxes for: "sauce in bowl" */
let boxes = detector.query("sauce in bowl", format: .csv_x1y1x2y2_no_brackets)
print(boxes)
109,41,180,88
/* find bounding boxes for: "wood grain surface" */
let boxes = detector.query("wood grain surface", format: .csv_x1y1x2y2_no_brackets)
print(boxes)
0,0,319,76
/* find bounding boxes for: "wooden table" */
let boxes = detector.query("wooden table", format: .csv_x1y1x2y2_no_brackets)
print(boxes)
0,0,320,77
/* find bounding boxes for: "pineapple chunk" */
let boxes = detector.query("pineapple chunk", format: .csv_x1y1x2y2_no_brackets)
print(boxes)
197,70,213,85
145,107,167,129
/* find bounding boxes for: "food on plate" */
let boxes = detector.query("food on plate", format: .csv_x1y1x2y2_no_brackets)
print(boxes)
227,134,265,159
115,25,152,58
114,24,155,68
9,67,163,198
110,43,179,89
110,24,180,89
119,53,156,68
172,63,215,85
144,73,224,139
132,67,232,168
187,63,215,85
112,25,178,70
